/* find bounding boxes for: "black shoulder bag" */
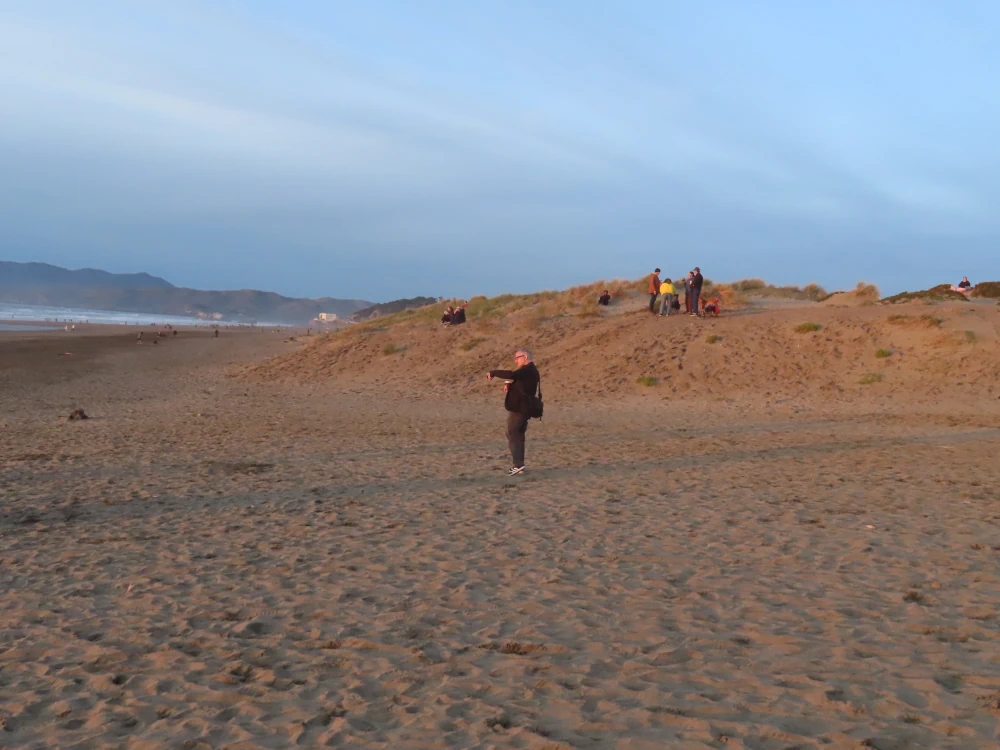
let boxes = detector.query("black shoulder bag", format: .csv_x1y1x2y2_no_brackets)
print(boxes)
526,379,544,420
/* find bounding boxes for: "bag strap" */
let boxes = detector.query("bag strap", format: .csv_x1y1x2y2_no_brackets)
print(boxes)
537,377,542,401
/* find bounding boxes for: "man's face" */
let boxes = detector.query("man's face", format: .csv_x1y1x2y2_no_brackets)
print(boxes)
514,352,527,365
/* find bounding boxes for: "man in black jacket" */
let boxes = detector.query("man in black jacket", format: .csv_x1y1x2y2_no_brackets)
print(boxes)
690,267,704,317
487,348,540,476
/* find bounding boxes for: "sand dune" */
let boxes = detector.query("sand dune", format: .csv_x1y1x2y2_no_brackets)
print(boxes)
2,302,1000,749
245,298,1000,413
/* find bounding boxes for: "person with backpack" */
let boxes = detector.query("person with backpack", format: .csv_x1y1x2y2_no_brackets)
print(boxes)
487,348,541,476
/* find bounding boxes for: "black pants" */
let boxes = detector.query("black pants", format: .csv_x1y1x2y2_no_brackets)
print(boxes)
690,290,700,315
506,411,528,468
649,293,658,312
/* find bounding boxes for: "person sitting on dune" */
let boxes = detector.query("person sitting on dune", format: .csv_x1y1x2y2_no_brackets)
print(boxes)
452,305,467,325
951,276,973,293
441,306,455,325
598,290,611,306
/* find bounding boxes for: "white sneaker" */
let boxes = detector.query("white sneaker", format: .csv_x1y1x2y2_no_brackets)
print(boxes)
507,466,525,476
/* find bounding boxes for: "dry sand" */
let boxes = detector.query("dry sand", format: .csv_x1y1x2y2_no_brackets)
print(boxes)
2,304,999,749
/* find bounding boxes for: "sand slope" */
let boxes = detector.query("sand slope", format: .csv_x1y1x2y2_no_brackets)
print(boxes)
245,301,1000,413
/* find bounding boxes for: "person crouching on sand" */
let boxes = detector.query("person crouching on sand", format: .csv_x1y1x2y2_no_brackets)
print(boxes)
487,348,540,476
658,278,675,316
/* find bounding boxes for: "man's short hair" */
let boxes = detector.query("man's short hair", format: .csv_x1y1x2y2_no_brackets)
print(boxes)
694,267,700,272
515,348,533,362
654,268,661,273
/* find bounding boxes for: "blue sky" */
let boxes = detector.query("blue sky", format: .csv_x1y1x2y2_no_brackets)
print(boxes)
1,0,997,302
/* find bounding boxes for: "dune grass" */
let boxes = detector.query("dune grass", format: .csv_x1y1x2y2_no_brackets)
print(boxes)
636,376,660,387
964,330,977,343
882,284,969,304
724,278,827,301
795,322,822,333
853,281,881,300
460,337,487,351
381,343,398,356
970,281,1000,299
875,348,892,358
705,335,722,344
859,373,884,385
920,315,944,327
887,314,909,324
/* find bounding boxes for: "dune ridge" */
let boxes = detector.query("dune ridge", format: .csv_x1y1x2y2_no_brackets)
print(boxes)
244,293,1000,412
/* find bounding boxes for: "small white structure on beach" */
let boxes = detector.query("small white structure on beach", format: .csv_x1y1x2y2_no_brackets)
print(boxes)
317,313,338,321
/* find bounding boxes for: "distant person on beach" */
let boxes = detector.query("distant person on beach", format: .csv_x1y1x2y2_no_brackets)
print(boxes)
598,290,611,306
487,348,541,476
658,278,675,316
952,276,973,293
683,272,694,313
690,267,704,317
452,305,467,325
441,306,455,325
214,329,219,338
648,268,662,313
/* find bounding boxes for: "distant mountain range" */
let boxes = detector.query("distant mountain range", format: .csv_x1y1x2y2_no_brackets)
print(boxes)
351,296,440,320
0,261,371,324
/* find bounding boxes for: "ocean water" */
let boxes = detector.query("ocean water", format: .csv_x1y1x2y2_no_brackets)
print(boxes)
0,302,268,327
0,323,62,331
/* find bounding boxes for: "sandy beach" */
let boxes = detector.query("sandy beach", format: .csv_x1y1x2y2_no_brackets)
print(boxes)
2,303,999,749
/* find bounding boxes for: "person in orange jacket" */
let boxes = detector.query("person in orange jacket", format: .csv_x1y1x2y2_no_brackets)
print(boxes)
647,268,662,313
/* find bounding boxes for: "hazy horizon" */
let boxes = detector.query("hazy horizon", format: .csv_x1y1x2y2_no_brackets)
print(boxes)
2,1,998,302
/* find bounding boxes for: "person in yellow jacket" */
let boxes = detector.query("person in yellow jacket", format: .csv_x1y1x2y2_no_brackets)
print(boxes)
658,278,676,316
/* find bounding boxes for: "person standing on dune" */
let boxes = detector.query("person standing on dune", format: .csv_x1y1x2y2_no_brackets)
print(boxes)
690,267,704,317
487,348,541,476
648,268,662,313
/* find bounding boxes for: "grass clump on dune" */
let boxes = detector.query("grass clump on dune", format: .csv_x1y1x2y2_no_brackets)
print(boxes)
859,373,883,385
726,278,827,301
636,376,659,387
882,285,969,304
382,343,398,356
795,322,822,333
920,315,944,327
964,330,977,343
887,314,909,324
459,337,487,351
970,281,1000,299
705,335,722,344
853,281,881,300
875,348,892,358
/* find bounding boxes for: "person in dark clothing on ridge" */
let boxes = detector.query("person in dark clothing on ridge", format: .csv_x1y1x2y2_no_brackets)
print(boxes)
441,305,455,325
952,276,973,293
487,348,540,476
598,290,611,306
452,305,466,324
690,267,704,317
648,268,662,313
